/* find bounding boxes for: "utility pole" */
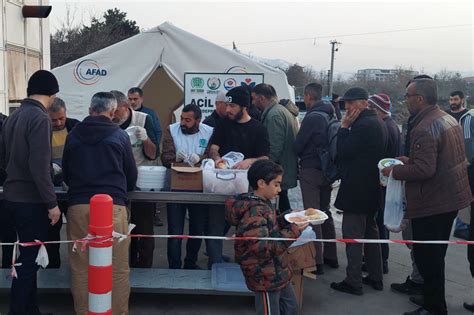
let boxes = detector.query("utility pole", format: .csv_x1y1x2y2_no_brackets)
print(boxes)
328,40,341,97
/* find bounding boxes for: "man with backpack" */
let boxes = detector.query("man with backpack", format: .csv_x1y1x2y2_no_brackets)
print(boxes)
295,82,339,275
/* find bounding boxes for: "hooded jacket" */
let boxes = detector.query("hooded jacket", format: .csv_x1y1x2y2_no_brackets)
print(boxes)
294,100,335,169
261,101,299,190
62,115,137,206
225,193,301,292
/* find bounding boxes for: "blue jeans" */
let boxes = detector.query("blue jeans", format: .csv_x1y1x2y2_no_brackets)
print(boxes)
4,201,50,315
205,205,226,269
167,203,207,269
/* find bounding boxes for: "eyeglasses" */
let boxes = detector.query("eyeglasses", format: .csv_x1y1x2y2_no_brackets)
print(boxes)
404,93,421,99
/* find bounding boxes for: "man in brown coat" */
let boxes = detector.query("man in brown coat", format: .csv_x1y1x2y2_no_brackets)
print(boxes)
383,78,472,315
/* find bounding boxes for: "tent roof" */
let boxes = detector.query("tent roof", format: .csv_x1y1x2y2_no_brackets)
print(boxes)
52,22,292,121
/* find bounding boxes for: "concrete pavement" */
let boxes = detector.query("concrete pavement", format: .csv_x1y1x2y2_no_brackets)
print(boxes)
0,186,473,314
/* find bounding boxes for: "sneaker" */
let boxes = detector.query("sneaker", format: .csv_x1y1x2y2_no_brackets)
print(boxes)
464,302,474,311
362,276,383,291
409,296,424,307
453,229,469,240
330,280,363,296
315,264,325,275
403,307,433,315
324,258,339,269
391,276,423,295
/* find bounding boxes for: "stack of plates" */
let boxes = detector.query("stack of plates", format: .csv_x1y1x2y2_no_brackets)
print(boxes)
136,166,167,191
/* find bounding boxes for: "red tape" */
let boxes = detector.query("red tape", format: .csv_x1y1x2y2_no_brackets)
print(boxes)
2,234,474,247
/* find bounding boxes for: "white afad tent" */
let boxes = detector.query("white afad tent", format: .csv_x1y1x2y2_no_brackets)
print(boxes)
52,22,294,128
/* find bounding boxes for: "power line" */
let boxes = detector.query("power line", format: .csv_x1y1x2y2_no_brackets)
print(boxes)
226,24,472,47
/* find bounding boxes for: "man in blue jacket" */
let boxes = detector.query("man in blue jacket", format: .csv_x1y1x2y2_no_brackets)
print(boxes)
62,91,137,314
128,87,162,143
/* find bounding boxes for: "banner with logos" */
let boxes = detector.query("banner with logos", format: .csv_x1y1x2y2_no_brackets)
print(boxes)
184,72,264,119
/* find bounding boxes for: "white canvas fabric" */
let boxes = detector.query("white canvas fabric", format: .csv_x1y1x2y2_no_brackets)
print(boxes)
52,22,293,129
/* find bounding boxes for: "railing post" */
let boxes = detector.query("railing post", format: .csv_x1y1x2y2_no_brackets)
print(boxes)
88,194,113,315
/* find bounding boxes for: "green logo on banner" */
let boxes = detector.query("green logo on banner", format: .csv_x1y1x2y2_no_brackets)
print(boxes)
191,77,204,88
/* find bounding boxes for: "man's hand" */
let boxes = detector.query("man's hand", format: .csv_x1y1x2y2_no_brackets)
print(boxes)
233,159,253,169
185,153,200,166
176,150,187,162
341,108,362,129
296,222,309,231
382,165,396,177
396,156,410,164
135,126,148,141
48,206,61,226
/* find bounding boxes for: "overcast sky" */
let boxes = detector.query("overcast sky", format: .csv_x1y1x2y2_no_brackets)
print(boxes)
49,0,473,77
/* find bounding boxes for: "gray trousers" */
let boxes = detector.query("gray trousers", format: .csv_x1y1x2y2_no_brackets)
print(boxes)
342,212,383,288
402,219,424,284
299,168,338,265
255,283,298,315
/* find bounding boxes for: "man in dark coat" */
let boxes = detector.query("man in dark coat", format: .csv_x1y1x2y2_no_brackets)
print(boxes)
366,93,401,274
330,87,388,296
0,70,61,314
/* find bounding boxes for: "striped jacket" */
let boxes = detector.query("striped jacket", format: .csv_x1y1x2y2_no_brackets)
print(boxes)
460,109,474,165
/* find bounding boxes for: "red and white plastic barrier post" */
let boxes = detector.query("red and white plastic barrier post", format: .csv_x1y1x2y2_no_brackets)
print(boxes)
88,194,113,315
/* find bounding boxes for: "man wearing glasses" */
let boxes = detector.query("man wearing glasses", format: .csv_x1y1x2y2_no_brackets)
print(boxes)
382,77,471,315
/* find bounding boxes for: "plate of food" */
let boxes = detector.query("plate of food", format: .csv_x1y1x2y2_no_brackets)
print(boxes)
285,208,329,225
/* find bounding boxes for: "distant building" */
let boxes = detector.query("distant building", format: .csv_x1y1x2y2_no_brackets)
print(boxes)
463,77,474,86
1,1,51,114
357,68,419,81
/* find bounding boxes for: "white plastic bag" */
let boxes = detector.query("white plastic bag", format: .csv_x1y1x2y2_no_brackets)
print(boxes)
384,172,406,233
289,226,316,248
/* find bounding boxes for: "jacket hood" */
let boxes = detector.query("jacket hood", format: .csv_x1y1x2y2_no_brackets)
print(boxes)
226,193,269,226
308,100,335,117
461,109,474,120
71,115,120,145
280,99,299,117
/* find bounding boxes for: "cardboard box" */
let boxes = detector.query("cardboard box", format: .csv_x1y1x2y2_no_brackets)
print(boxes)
291,270,304,309
285,243,316,310
170,164,203,192
284,242,316,271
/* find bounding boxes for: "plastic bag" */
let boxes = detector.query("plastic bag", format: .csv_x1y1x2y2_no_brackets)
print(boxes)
289,226,316,248
384,172,407,233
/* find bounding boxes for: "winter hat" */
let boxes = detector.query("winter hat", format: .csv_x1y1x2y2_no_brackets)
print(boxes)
340,87,369,101
27,70,59,96
368,93,391,114
215,91,227,102
225,86,250,107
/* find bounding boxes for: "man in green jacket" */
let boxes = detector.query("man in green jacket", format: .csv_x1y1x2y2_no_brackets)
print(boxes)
252,83,298,213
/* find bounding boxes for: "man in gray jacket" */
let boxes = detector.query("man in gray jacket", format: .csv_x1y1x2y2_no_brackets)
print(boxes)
0,70,61,314
252,83,298,213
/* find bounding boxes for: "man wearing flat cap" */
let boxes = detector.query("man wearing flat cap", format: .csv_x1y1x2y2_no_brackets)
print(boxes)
330,87,389,296
0,70,61,314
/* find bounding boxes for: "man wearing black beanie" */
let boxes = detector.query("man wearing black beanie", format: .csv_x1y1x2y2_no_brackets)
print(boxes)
0,69,61,314
206,86,270,268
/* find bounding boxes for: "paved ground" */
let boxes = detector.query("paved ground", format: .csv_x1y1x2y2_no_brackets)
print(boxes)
0,186,473,314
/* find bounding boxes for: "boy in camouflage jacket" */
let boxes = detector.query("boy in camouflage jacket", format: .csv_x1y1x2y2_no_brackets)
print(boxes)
226,160,307,314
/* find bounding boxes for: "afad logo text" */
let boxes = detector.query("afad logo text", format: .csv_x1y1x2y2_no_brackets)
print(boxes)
73,59,107,85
